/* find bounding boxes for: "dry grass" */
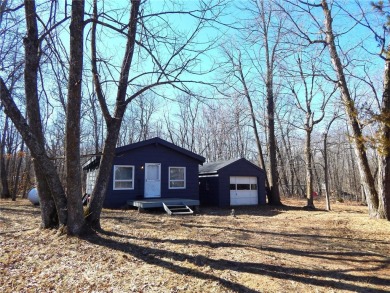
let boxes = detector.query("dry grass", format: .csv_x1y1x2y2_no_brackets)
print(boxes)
1,198,389,292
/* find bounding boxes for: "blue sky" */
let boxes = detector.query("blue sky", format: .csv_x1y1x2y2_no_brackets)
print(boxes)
4,0,383,145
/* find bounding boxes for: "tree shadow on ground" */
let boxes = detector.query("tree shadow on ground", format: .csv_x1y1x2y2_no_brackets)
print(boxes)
0,227,37,235
84,229,390,292
99,229,390,267
180,223,390,249
85,232,260,293
0,206,41,216
198,204,329,217
102,215,164,227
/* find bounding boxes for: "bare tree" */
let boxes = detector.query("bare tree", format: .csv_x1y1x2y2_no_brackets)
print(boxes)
287,55,335,208
321,0,382,217
1,1,87,233
280,0,385,218
219,43,271,195
22,0,68,227
276,110,305,197
242,0,286,205
86,0,227,228
0,1,24,200
117,93,159,146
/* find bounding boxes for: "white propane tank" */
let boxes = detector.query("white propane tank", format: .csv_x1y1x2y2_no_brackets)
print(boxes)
27,188,39,205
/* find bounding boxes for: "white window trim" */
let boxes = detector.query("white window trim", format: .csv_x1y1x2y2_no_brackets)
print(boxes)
113,165,135,190
169,166,186,189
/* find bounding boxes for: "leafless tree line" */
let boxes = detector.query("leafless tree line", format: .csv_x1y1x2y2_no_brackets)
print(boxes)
0,0,389,235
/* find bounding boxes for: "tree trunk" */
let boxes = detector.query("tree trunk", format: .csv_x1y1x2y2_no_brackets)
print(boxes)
305,128,314,208
322,0,379,217
323,116,338,211
313,157,322,197
0,148,10,199
324,132,331,211
0,116,10,198
266,82,281,205
266,83,281,205
86,115,124,229
348,144,359,199
237,56,271,195
86,0,141,229
12,141,24,201
24,0,67,227
65,0,85,235
276,144,291,196
21,154,32,198
0,78,68,227
256,0,281,205
378,52,390,220
277,115,297,197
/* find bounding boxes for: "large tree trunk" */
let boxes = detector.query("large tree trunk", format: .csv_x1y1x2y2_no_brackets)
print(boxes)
86,115,124,229
0,78,68,227
266,78,281,205
0,149,10,199
65,0,85,235
322,0,379,217
378,52,390,220
24,0,68,227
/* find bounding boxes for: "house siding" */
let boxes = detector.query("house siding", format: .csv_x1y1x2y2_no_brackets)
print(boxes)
104,143,201,208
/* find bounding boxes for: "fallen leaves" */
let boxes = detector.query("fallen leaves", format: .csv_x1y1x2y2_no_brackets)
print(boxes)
1,198,390,292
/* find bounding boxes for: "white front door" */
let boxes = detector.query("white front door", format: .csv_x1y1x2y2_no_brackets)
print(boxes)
230,176,258,206
144,163,161,198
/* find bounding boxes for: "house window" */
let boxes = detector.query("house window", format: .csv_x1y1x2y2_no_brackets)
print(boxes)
169,167,186,189
113,165,134,190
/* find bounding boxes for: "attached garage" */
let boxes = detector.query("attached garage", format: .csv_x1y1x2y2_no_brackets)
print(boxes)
199,158,266,207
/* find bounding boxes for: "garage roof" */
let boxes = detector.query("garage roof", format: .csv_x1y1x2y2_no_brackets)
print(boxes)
199,158,241,174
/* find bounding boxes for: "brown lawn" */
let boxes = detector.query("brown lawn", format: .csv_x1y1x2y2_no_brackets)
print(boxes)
0,198,389,292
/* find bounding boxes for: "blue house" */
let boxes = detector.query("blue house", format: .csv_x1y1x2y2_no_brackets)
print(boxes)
199,158,266,207
83,137,205,208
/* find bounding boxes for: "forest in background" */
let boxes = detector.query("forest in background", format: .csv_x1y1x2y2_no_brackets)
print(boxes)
0,0,389,234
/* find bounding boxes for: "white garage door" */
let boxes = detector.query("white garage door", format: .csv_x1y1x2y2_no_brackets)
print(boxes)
230,176,258,206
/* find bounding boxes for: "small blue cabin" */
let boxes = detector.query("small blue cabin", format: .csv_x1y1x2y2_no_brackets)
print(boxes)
199,158,266,207
83,137,205,208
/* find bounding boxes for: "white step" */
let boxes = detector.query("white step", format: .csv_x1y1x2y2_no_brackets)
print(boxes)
163,203,193,215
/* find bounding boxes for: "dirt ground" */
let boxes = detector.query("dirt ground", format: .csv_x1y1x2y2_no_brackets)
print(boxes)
0,198,389,293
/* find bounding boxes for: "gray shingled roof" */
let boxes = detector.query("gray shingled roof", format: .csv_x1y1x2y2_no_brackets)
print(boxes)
115,137,205,163
199,158,241,174
83,137,205,170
